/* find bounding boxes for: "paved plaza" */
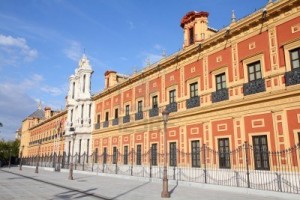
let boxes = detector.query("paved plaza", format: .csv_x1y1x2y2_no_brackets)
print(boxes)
0,166,298,200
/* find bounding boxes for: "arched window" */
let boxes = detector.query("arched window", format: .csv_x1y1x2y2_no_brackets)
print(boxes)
83,74,86,93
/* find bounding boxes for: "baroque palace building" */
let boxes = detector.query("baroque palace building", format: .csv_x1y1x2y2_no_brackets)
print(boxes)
19,0,300,172
91,0,300,170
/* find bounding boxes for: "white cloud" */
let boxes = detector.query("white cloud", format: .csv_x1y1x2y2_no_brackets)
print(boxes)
153,44,163,50
41,85,64,96
64,40,82,61
126,20,135,30
0,34,38,65
142,53,163,66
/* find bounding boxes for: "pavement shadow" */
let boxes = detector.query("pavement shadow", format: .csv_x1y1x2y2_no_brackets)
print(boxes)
110,181,150,200
1,169,111,200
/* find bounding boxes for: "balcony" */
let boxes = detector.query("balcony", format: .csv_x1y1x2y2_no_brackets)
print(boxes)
149,107,159,117
243,79,266,96
186,96,200,109
94,123,100,129
103,121,109,128
123,115,130,123
112,118,119,126
285,68,300,86
135,112,143,120
212,88,229,103
166,102,177,113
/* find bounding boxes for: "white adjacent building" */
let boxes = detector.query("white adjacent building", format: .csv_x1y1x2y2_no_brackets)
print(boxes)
65,54,94,159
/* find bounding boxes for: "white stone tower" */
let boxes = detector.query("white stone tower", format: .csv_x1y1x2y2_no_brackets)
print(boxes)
65,54,94,159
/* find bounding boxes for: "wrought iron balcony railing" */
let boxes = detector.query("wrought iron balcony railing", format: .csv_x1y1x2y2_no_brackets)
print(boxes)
243,79,266,96
212,88,229,103
123,115,130,123
166,102,177,113
149,107,159,117
186,96,200,109
285,68,300,86
135,112,143,120
112,118,119,126
94,123,100,129
103,121,109,128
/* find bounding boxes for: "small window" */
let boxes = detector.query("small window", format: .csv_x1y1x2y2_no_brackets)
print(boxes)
70,109,73,122
189,27,194,45
151,144,157,166
190,82,198,97
138,101,143,112
169,90,176,104
191,140,200,168
124,146,128,165
114,108,118,119
136,145,142,165
218,138,231,169
290,48,300,70
72,82,75,99
125,105,130,116
81,105,84,124
253,135,270,170
97,114,100,124
105,112,109,121
83,74,86,93
248,61,262,82
216,73,226,90
152,96,158,108
169,142,177,167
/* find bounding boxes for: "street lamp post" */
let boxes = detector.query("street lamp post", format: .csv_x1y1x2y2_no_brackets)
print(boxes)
68,128,76,180
8,149,12,168
19,145,24,171
35,141,41,173
161,109,170,198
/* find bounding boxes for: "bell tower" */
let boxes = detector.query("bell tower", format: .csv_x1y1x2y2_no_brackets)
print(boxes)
180,11,217,48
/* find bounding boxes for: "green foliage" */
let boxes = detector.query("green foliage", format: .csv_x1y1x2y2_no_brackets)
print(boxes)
0,139,20,164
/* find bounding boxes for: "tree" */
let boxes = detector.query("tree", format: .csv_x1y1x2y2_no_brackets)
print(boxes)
0,122,2,127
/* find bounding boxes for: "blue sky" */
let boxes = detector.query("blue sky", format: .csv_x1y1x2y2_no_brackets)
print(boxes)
0,0,267,140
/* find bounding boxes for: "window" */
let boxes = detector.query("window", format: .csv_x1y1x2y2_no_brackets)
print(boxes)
115,108,118,119
189,27,194,45
83,74,86,93
124,146,128,165
290,48,300,70
216,73,226,90
97,114,100,124
81,104,84,124
191,140,200,167
253,135,270,170
72,82,75,99
151,144,157,166
105,112,109,121
190,82,198,97
113,147,117,164
125,105,130,116
169,90,176,104
218,138,230,168
152,96,158,108
88,104,91,121
248,61,262,82
103,147,107,164
169,142,177,167
136,145,142,165
70,109,73,123
138,101,143,112
298,132,300,144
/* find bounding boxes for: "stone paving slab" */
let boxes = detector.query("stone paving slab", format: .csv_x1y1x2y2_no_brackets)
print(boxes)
0,166,299,200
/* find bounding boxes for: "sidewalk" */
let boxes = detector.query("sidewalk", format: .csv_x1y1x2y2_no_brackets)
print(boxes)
0,166,298,200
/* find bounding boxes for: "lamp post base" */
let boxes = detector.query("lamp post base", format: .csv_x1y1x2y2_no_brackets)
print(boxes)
161,178,170,198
